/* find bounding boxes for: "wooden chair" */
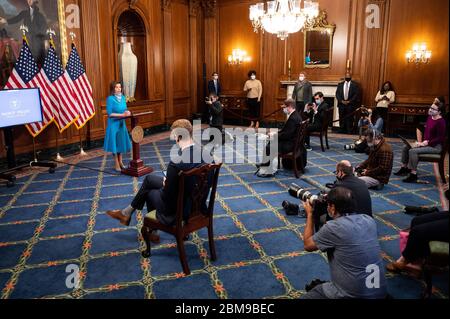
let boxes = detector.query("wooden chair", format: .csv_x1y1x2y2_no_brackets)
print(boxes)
418,138,448,184
309,108,334,152
278,121,308,178
141,163,222,275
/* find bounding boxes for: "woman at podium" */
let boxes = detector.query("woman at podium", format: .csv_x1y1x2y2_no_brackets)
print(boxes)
104,81,132,171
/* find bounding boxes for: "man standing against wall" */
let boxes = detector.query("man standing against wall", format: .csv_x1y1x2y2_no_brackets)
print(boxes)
292,72,313,114
336,72,361,134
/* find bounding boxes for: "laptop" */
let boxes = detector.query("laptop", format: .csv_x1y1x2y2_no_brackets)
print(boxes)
398,135,416,149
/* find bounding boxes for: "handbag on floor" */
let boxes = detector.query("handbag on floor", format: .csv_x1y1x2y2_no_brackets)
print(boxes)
399,229,410,253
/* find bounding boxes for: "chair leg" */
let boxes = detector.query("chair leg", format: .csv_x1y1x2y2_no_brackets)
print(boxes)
176,235,190,275
278,156,281,170
207,225,217,261
320,133,325,152
422,267,433,299
141,226,152,258
439,161,446,184
293,156,299,178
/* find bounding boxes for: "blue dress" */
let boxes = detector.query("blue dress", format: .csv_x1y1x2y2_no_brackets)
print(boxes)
103,95,132,154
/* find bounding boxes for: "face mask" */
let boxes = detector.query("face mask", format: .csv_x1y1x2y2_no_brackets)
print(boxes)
315,99,322,105
283,108,290,115
429,108,439,116
299,77,305,82
214,76,219,80
251,75,256,80
335,172,343,181
345,77,352,82
115,92,122,98
367,142,374,148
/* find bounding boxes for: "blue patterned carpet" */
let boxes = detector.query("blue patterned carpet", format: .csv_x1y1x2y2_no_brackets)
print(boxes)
0,135,448,299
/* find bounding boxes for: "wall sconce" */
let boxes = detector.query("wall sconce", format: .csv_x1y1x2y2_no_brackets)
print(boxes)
406,43,432,64
227,49,251,65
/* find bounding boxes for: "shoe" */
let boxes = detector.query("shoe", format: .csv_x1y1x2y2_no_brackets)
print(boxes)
120,162,126,170
403,173,418,183
394,167,411,176
404,206,439,215
106,210,131,226
386,261,407,273
257,173,275,178
305,145,312,152
369,183,384,191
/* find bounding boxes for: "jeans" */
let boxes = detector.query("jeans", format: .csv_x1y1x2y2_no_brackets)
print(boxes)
401,144,442,171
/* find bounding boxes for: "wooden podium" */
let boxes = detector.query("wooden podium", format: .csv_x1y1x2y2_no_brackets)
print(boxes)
121,111,154,177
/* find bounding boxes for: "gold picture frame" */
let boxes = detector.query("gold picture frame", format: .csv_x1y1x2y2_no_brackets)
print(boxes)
303,10,336,69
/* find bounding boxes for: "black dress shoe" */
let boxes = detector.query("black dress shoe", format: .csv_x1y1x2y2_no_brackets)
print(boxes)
403,173,418,183
394,167,411,176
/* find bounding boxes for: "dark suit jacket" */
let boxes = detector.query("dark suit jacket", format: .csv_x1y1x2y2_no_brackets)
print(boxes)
158,145,210,226
306,102,330,130
278,110,302,153
208,100,223,127
335,175,373,216
336,81,361,108
7,6,47,64
207,79,221,96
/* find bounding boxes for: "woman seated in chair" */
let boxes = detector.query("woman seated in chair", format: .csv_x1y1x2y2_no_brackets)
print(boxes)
387,189,449,275
106,119,208,243
394,101,446,183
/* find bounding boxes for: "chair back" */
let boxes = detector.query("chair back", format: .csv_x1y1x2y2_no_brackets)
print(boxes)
321,108,334,133
175,163,222,229
293,120,309,156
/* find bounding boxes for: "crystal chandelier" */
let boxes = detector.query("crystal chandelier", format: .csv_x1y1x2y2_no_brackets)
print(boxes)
249,0,320,40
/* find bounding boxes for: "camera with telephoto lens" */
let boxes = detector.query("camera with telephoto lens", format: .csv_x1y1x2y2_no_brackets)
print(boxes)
360,107,370,118
287,183,329,231
344,138,364,151
288,183,327,206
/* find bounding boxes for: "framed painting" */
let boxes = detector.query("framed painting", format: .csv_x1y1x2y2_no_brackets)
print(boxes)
0,0,68,69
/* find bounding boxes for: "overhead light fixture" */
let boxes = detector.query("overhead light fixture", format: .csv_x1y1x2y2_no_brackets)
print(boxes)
249,0,320,40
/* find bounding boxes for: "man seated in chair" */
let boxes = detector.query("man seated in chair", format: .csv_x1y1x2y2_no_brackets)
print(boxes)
304,92,329,151
255,98,302,177
355,129,393,190
106,119,208,243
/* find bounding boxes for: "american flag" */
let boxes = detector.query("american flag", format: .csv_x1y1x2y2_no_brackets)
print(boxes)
41,44,80,133
66,44,95,129
3,40,55,137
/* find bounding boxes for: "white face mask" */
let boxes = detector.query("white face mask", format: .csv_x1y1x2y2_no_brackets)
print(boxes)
251,75,256,80
283,108,290,115
213,76,219,80
299,77,305,82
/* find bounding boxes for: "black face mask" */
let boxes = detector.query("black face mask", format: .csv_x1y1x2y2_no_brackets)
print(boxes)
345,77,352,82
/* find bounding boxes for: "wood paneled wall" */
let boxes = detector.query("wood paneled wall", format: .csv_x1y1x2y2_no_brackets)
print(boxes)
212,0,448,121
1,0,448,158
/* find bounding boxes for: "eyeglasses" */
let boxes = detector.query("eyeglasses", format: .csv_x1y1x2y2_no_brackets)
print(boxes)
429,107,439,111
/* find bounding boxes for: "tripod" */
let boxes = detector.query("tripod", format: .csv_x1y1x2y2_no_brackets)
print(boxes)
0,127,56,187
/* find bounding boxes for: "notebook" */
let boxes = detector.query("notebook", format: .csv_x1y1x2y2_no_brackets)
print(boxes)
398,135,416,149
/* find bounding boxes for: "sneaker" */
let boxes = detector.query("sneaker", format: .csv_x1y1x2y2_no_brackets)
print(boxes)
305,145,312,151
394,167,411,176
403,173,418,183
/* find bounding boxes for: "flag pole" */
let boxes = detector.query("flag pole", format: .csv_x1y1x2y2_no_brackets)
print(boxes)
79,128,87,156
68,32,87,157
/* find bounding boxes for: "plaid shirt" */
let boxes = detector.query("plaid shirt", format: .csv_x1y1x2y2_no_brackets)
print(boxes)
359,139,394,185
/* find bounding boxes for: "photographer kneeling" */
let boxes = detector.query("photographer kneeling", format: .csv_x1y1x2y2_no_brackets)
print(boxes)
301,187,387,299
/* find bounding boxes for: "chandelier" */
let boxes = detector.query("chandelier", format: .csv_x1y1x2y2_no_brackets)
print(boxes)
249,0,320,40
